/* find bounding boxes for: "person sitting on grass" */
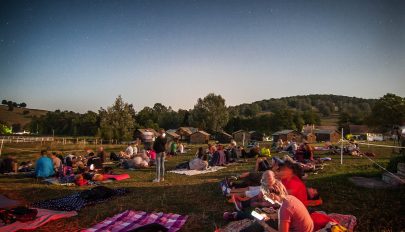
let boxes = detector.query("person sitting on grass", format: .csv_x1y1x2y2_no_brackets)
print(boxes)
125,142,134,158
210,144,227,166
169,140,178,156
225,170,314,232
223,171,279,223
260,172,314,232
285,139,298,156
0,155,17,173
249,144,261,158
177,142,185,154
35,150,54,178
50,152,62,174
260,144,271,158
277,160,308,206
97,146,108,163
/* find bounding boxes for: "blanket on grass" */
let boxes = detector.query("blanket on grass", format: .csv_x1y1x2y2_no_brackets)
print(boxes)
168,166,226,176
43,174,130,186
312,211,357,232
32,187,127,211
83,210,188,232
0,208,77,232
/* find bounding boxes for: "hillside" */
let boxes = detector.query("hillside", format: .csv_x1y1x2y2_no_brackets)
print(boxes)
0,105,48,128
229,94,376,126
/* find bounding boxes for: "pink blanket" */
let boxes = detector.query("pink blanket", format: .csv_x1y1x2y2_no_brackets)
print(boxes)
0,208,77,232
83,210,188,232
102,174,130,181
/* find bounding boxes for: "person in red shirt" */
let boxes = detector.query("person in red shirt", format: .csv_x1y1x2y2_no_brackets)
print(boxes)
278,160,308,206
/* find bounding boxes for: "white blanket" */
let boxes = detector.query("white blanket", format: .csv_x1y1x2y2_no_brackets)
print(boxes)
168,166,226,176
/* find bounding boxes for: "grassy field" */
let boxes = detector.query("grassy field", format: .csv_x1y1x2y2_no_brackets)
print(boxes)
0,142,404,232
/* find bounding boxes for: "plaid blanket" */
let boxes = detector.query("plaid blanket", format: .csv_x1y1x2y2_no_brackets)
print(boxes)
168,166,226,176
83,210,188,232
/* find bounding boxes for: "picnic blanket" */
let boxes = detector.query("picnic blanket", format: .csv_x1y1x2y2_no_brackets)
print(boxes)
168,166,226,176
103,174,130,181
0,208,77,232
43,173,130,186
328,213,357,232
312,211,357,232
43,177,76,186
83,210,188,232
32,187,127,211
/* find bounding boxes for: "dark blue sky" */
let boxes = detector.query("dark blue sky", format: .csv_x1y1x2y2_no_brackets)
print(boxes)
1,0,404,112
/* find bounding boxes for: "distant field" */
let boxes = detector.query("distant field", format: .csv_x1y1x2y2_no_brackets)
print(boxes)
0,105,48,127
320,113,339,126
0,142,404,231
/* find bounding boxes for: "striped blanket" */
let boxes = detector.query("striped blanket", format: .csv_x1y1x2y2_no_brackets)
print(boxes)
83,210,188,232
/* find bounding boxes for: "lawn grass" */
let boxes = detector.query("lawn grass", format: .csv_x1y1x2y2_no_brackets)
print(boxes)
0,142,404,232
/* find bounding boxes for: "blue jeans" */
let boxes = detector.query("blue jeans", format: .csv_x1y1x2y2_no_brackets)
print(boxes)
156,152,165,181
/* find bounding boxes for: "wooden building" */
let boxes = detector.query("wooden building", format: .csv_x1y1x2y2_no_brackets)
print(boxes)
249,131,265,141
176,127,198,142
166,130,180,142
190,131,210,144
215,131,233,144
272,130,303,142
232,130,251,145
314,130,340,143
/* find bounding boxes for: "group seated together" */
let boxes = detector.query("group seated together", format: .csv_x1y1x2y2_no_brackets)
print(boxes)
173,141,268,171
214,140,356,232
0,139,192,184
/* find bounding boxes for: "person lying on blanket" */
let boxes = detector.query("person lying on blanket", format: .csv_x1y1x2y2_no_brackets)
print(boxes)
175,150,209,171
121,154,150,169
221,157,285,195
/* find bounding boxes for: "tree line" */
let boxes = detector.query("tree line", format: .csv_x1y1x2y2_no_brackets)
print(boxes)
26,93,405,141
1,100,27,111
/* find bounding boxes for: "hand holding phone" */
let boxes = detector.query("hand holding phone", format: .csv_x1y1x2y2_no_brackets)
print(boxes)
251,210,264,220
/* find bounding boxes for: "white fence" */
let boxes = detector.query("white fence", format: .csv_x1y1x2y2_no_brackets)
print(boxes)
0,136,119,145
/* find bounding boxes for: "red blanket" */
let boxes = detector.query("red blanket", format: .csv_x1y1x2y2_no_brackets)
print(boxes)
102,174,130,181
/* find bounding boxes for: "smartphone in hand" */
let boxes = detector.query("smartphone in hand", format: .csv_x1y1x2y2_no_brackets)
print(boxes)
251,210,264,220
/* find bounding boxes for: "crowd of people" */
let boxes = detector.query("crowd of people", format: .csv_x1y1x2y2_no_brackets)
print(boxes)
213,138,355,232
167,136,333,229
0,133,357,231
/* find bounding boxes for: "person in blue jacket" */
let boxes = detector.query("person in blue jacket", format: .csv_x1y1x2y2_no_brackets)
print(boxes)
35,150,54,178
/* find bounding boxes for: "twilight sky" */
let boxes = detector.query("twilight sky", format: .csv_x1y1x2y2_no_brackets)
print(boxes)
0,0,404,113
